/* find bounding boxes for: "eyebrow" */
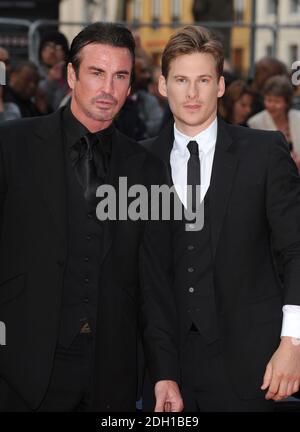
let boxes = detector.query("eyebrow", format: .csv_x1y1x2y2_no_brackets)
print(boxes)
173,74,213,79
87,66,130,75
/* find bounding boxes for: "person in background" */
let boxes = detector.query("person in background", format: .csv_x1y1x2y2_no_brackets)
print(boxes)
0,47,11,78
3,61,48,118
248,75,300,170
38,31,70,111
131,56,163,137
219,80,255,126
149,65,168,111
0,85,20,122
249,57,288,115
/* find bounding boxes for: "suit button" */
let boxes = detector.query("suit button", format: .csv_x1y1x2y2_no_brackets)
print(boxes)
84,278,89,283
187,245,195,251
57,259,65,266
84,257,89,262
84,297,89,303
86,235,91,241
188,287,195,293
188,267,194,273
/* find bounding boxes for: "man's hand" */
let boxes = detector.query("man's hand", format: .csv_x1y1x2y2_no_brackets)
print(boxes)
154,380,184,412
261,336,300,401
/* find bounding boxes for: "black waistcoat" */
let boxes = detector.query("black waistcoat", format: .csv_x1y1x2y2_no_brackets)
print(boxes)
172,188,219,344
58,107,107,347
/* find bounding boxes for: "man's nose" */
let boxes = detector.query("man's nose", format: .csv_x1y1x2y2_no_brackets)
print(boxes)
187,82,198,99
102,76,114,94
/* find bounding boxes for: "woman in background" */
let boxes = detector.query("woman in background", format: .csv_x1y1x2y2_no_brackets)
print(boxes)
248,75,300,170
219,80,255,126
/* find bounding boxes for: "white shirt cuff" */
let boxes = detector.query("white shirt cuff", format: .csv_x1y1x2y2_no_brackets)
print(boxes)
281,305,300,338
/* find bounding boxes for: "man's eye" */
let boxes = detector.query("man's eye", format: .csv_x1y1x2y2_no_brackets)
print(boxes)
116,74,126,80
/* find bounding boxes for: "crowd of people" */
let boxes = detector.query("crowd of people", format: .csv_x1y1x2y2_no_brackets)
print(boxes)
2,29,300,161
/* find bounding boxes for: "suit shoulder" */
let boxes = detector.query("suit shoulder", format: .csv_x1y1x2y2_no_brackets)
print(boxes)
115,129,163,167
139,137,156,151
227,122,282,141
0,111,60,144
0,116,41,135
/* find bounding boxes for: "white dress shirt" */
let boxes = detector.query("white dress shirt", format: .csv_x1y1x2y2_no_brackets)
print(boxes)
170,116,300,339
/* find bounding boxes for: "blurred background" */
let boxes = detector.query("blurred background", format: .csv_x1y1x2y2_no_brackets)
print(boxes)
1,0,300,168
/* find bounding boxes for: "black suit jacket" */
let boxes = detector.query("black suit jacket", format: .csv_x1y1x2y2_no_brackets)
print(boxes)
142,118,300,399
0,108,179,411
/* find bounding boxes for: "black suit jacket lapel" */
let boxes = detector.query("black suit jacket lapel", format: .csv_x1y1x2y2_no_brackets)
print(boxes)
29,109,67,250
209,119,238,259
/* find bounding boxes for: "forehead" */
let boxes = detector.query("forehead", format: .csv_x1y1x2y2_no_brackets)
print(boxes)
79,43,132,69
264,94,285,101
19,66,39,80
168,52,217,76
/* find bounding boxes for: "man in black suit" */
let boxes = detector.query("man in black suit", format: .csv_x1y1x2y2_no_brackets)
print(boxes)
142,25,300,411
0,22,182,412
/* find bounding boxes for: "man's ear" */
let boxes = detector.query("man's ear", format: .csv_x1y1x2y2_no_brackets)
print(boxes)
67,62,76,90
158,75,167,98
217,75,225,98
126,85,131,97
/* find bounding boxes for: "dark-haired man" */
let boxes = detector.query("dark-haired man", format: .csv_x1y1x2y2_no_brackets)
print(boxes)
0,22,182,412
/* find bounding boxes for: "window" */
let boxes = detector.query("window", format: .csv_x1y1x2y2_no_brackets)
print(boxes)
172,0,181,22
266,44,273,56
133,0,142,23
290,44,298,64
232,47,243,76
152,0,160,23
267,0,277,15
290,0,299,14
234,0,245,21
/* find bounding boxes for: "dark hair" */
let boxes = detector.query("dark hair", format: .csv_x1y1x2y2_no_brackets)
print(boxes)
12,60,39,74
162,25,224,79
39,30,69,60
70,22,135,80
219,80,255,123
263,75,294,108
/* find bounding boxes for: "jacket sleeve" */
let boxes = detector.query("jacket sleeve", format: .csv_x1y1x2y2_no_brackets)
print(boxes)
0,139,7,242
266,131,300,305
138,161,180,386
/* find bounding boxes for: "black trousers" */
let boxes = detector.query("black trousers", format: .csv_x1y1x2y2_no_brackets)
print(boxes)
180,331,275,412
142,329,275,412
0,333,95,412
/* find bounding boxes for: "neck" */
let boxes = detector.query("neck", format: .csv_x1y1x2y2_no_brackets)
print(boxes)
70,98,112,133
271,111,288,124
174,112,217,137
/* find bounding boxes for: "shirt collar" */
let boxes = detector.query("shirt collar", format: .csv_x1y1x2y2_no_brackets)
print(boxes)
63,103,89,149
62,103,115,153
173,116,218,157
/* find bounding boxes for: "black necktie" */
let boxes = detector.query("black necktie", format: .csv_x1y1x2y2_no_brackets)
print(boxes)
187,140,201,213
70,132,109,204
